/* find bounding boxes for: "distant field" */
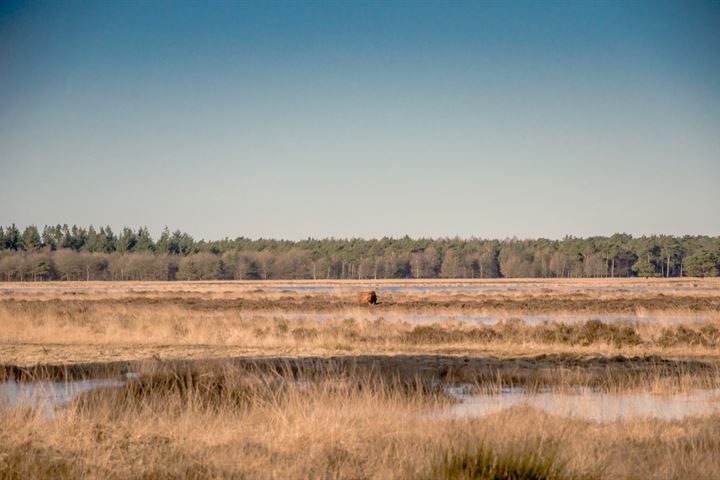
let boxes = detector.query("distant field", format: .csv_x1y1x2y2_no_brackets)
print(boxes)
1,278,719,365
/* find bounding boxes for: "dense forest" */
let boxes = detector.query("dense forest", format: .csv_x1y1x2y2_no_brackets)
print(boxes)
0,224,718,281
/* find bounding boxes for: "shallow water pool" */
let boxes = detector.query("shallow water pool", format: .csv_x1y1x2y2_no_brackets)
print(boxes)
443,387,720,422
0,377,127,415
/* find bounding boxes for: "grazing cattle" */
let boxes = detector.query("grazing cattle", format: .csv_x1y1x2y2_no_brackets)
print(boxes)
358,290,378,305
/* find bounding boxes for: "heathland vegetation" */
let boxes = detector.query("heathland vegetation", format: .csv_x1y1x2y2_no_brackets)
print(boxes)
4,365,720,479
2,279,719,365
2,280,720,479
1,224,719,281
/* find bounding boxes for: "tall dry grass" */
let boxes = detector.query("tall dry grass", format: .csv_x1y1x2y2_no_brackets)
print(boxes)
1,365,719,479
2,296,720,364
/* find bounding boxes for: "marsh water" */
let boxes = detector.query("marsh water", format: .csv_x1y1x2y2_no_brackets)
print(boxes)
0,377,126,415
3,377,719,422
443,387,720,422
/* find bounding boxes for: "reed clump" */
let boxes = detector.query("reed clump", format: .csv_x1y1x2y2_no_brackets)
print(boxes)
433,443,566,480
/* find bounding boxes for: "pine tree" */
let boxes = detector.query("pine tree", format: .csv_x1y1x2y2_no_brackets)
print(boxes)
86,226,99,252
116,227,138,253
135,227,155,252
156,227,171,254
21,226,42,250
4,224,21,250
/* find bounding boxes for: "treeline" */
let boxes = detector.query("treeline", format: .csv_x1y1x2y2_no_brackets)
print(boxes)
0,224,719,281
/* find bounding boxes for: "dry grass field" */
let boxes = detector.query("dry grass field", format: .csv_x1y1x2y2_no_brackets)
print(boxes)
2,279,720,479
1,278,720,365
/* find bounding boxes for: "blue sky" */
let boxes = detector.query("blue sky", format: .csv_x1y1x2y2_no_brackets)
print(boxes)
1,0,718,240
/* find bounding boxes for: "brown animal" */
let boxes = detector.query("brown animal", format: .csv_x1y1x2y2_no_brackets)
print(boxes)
358,290,378,305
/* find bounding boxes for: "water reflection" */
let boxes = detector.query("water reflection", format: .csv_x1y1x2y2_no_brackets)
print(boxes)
0,377,126,415
443,387,720,422
4,377,718,423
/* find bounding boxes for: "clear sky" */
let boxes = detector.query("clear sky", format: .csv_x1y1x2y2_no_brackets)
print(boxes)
1,0,718,240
